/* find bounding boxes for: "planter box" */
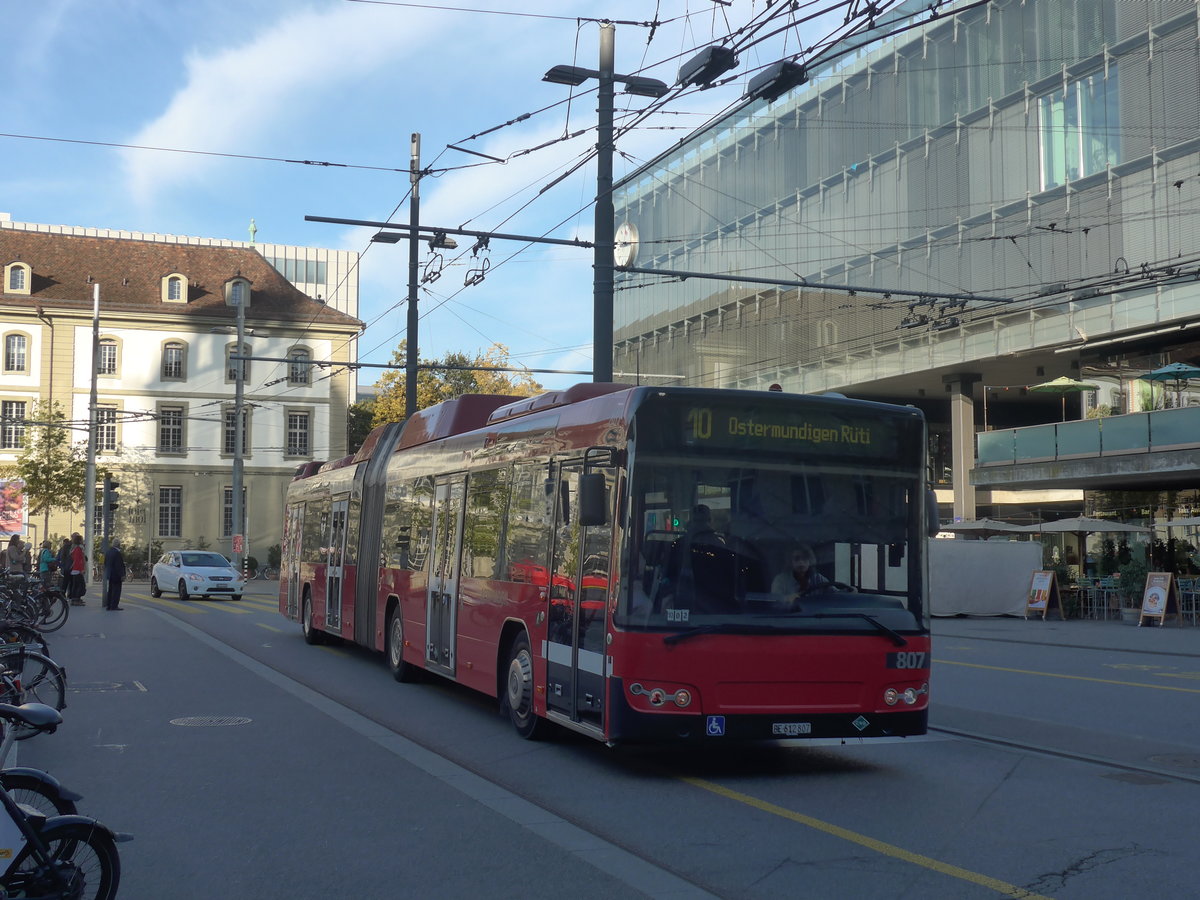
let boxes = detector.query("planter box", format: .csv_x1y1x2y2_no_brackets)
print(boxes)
1120,607,1141,625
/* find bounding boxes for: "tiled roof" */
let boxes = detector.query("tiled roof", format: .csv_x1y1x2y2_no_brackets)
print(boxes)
0,229,361,330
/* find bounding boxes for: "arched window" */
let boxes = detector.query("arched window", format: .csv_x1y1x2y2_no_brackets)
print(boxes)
226,277,250,307
161,340,187,380
97,338,119,376
287,348,311,386
4,263,30,295
161,273,189,303
3,334,27,373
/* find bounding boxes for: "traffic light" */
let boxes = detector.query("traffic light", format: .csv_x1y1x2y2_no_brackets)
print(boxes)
102,477,120,513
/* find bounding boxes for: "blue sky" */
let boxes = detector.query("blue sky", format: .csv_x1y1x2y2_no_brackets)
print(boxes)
2,0,847,390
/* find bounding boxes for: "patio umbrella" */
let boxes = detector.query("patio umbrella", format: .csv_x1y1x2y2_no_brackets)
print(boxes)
1140,362,1200,407
1027,376,1100,421
939,518,1029,539
1024,516,1150,570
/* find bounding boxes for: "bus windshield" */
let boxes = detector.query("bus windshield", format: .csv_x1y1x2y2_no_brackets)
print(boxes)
617,396,927,633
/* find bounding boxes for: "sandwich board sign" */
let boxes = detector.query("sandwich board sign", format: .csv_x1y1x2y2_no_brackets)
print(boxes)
1139,572,1181,627
1026,570,1064,620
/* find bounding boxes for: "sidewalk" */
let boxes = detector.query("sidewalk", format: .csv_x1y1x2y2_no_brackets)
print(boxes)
933,612,1200,656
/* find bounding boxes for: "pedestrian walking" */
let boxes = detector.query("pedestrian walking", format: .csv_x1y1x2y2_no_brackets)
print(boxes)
67,533,87,606
37,539,56,587
4,535,29,577
55,538,71,585
102,540,126,611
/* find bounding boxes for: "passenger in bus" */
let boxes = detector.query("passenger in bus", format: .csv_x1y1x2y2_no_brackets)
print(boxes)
771,544,829,606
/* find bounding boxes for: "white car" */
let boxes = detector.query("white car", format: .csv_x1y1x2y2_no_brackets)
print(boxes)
151,551,245,601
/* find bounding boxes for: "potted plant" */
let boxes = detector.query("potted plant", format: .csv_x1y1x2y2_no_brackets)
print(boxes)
1116,553,1151,624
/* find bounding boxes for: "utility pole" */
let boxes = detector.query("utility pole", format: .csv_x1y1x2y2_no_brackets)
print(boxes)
593,23,616,383
232,284,246,575
83,283,99,584
406,133,421,418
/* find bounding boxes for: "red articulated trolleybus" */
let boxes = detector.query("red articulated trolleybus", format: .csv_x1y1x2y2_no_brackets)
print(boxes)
279,383,937,744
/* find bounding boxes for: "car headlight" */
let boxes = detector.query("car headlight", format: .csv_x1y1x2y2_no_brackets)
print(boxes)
187,573,204,582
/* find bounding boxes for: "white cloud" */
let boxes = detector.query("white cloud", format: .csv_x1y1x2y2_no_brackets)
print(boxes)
120,3,438,205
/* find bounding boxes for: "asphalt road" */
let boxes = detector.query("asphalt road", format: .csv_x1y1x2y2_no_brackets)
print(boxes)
18,582,1200,899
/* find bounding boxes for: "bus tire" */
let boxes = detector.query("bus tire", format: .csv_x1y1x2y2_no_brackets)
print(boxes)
386,608,419,683
302,593,324,645
502,632,543,740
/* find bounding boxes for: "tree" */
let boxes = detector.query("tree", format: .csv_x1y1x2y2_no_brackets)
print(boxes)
347,397,377,454
0,401,87,534
371,342,542,427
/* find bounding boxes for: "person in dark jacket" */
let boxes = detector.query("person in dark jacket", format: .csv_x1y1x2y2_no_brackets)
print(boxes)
55,539,71,586
102,541,126,611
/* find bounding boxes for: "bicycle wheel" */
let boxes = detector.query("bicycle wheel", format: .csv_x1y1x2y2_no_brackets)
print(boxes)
10,820,121,900
34,592,69,633
0,623,50,656
0,649,67,733
0,770,78,816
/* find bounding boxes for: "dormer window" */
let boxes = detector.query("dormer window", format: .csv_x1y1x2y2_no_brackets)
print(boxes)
4,263,31,296
225,277,251,307
161,273,188,303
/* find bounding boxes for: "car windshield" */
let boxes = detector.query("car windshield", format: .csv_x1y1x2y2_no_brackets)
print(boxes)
615,454,926,633
180,553,231,568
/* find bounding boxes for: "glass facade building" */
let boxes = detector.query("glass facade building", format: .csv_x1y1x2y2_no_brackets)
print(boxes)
612,0,1200,518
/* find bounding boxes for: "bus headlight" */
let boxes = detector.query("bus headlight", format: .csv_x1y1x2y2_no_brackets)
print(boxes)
628,681,699,712
884,688,900,706
884,683,927,707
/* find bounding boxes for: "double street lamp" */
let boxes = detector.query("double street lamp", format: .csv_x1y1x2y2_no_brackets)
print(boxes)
543,23,668,383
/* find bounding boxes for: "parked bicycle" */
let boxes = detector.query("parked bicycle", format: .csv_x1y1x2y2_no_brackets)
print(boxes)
0,702,79,817
0,703,128,899
0,646,68,736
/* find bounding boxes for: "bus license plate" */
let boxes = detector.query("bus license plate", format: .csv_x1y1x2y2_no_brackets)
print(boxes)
772,722,812,736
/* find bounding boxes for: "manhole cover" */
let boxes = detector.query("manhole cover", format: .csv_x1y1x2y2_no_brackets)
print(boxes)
1148,754,1200,769
169,716,252,727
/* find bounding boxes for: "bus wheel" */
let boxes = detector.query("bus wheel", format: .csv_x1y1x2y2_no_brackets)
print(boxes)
502,633,543,740
386,608,419,683
302,594,324,645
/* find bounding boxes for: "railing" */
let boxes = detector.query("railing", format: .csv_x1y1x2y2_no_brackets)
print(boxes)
978,406,1200,466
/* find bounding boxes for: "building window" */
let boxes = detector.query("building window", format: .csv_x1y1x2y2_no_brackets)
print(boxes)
223,406,249,456
225,343,249,382
161,273,189,303
287,349,311,386
222,487,247,538
5,264,30,295
0,401,26,449
3,334,27,373
97,339,118,375
97,405,118,452
161,341,186,380
286,411,311,456
159,406,184,453
1039,65,1120,190
158,487,182,538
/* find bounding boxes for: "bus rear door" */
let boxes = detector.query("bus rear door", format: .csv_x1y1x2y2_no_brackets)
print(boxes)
326,498,348,632
546,461,611,733
427,474,466,677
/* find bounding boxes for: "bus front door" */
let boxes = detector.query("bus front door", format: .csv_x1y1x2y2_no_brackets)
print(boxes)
427,475,465,677
326,499,347,632
546,463,611,732
284,504,302,619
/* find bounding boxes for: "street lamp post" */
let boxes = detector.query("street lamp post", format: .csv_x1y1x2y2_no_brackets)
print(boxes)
232,292,246,575
544,23,667,384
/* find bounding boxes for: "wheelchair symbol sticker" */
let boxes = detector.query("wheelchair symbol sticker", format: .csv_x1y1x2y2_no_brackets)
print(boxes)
706,716,726,737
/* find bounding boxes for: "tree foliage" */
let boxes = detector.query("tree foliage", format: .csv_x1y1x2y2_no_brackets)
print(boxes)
371,342,542,427
0,401,87,516
347,398,377,454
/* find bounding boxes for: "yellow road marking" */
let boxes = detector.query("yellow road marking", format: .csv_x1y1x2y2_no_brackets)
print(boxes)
255,623,282,633
682,777,1050,899
129,595,206,614
937,658,1200,694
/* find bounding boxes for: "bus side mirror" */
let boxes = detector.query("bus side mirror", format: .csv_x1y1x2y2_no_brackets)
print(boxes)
579,473,608,527
926,489,940,538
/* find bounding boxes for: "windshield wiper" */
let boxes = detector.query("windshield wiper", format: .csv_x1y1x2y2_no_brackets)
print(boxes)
662,623,790,646
812,612,908,647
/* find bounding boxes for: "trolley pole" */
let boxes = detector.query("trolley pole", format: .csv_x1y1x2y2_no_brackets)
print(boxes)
83,283,99,585
232,283,246,576
406,133,421,419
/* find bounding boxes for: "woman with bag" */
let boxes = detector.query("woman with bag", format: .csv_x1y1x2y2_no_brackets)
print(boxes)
68,533,87,606
37,539,56,587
